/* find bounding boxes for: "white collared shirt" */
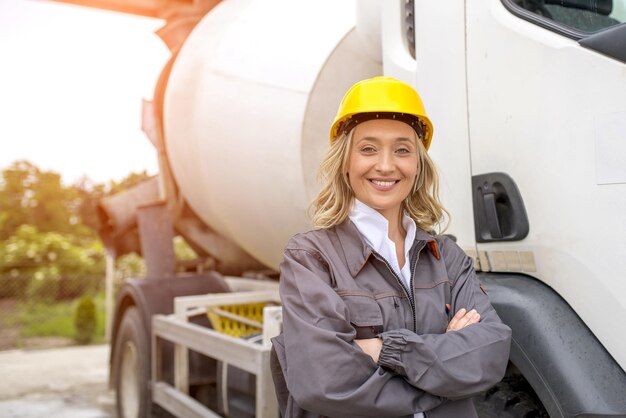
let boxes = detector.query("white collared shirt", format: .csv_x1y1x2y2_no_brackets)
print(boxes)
348,199,424,418
349,199,416,292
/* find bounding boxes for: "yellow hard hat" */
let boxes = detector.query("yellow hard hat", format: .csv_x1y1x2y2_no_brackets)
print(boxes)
330,76,433,150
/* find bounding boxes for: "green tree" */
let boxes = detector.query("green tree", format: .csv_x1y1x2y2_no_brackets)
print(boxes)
0,160,85,240
0,160,152,241
0,160,39,239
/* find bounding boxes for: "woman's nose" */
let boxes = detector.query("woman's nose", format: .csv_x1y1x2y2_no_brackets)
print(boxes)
375,150,394,173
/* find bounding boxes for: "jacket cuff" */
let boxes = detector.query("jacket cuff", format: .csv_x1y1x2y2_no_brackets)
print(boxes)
377,329,412,376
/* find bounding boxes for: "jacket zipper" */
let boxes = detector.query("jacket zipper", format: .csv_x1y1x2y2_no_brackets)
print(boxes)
371,250,418,333
371,241,426,334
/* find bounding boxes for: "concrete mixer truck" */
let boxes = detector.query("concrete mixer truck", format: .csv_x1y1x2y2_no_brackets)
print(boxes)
53,0,626,416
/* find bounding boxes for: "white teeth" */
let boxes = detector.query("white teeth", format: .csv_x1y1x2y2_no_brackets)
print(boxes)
371,180,395,187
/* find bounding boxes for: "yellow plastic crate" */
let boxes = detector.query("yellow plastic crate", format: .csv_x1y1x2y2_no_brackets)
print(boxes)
207,302,267,338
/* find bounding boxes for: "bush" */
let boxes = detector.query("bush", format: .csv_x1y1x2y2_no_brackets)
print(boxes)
74,296,97,344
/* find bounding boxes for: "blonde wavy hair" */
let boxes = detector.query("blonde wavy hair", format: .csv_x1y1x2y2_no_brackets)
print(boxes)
311,127,449,233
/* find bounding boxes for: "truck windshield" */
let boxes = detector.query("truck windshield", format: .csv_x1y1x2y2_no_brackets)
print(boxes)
511,0,626,33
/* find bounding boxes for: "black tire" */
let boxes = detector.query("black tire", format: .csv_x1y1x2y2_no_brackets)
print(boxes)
473,362,549,418
113,306,150,418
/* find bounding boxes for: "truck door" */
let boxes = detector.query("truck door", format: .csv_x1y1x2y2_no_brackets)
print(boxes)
465,0,626,373
381,2,477,255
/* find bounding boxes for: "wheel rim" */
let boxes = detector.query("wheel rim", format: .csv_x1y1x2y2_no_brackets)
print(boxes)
119,340,140,418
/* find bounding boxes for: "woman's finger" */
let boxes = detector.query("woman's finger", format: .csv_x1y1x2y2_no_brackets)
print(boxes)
447,308,469,331
450,308,467,323
447,308,466,331
452,309,478,331
447,308,482,331
469,312,481,324
464,310,480,327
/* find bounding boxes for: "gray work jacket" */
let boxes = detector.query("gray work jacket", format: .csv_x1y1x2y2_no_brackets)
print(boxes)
271,220,512,418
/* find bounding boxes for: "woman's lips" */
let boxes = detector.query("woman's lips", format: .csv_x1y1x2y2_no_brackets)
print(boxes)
369,178,399,191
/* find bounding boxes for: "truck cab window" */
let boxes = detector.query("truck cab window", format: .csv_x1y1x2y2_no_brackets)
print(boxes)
508,0,626,34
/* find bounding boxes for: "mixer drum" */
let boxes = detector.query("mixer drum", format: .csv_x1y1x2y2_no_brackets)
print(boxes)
164,0,381,269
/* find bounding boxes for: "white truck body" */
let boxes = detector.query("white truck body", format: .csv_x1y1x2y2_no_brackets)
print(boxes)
64,0,626,416
467,0,626,374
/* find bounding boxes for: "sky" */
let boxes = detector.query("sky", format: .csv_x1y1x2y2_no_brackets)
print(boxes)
0,0,170,185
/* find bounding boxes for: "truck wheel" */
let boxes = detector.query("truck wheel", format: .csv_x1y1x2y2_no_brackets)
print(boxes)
473,362,548,418
113,306,150,418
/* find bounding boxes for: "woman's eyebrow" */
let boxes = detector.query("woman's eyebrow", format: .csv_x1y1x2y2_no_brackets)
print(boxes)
395,137,414,144
354,136,381,143
355,136,414,143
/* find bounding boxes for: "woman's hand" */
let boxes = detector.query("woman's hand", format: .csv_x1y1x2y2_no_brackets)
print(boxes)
447,308,480,332
355,338,383,363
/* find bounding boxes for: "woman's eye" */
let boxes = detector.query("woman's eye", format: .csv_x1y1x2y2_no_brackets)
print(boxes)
396,147,411,154
360,146,376,153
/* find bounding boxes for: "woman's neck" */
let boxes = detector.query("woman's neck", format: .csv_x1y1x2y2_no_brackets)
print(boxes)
379,208,406,242
379,207,407,268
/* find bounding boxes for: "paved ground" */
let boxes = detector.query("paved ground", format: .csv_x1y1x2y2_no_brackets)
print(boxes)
0,345,115,418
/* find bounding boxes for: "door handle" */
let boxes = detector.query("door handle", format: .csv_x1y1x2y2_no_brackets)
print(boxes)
472,173,529,242
482,192,503,239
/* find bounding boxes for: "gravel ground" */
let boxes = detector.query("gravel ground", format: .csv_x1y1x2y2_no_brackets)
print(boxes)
0,345,115,418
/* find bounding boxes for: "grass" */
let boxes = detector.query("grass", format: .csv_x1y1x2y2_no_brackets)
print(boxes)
15,292,107,344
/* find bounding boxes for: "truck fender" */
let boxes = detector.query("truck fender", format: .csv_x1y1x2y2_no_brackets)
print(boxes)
108,272,231,388
478,272,626,418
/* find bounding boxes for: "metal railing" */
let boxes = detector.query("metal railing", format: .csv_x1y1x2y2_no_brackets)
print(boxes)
152,279,282,418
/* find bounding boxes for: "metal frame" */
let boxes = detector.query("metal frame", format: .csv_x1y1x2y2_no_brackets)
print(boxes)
152,283,281,418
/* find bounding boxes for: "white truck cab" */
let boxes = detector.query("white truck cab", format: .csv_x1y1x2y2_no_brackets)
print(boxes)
385,1,626,416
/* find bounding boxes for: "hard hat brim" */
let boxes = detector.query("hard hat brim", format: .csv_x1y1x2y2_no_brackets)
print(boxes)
330,112,433,151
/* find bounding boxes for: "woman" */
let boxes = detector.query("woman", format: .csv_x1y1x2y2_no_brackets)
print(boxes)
271,76,512,418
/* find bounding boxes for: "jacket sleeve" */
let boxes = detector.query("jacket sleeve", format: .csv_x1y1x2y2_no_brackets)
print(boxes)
377,237,512,400
279,245,444,417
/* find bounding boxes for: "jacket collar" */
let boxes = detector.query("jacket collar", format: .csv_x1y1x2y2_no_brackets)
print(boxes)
348,199,417,268
335,219,439,277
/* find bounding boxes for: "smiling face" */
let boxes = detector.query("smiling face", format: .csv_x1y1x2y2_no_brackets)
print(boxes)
347,118,419,221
